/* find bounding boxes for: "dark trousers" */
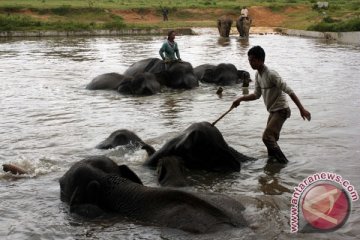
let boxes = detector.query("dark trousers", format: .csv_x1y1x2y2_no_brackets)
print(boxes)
263,108,291,163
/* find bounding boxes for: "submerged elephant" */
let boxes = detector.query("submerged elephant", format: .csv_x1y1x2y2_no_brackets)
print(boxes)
217,15,233,38
124,58,198,89
59,156,248,233
236,17,252,38
96,129,156,155
144,122,255,186
86,72,161,96
194,63,251,86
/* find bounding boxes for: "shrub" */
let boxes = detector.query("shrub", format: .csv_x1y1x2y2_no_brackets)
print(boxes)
308,17,360,32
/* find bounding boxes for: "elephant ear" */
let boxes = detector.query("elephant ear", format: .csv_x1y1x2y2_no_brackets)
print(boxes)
118,165,143,185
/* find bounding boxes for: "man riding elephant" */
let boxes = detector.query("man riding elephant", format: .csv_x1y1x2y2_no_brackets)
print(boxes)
159,30,181,63
236,13,252,38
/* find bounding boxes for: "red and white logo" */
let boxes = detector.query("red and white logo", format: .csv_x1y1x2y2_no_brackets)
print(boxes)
301,183,350,230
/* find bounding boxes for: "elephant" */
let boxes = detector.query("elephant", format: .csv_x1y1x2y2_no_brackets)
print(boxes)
59,156,248,233
96,129,156,155
194,63,251,86
144,122,255,186
124,58,198,90
86,72,161,96
217,15,233,38
236,17,252,38
86,72,130,90
117,72,161,95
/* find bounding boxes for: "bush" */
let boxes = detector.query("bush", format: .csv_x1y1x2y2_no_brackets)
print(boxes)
308,17,360,32
0,15,41,31
52,5,72,15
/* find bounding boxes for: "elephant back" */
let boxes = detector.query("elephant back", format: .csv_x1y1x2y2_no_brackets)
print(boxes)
124,58,163,76
86,73,130,90
162,61,198,89
144,121,241,171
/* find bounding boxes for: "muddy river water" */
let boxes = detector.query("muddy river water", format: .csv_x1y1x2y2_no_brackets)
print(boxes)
0,28,359,239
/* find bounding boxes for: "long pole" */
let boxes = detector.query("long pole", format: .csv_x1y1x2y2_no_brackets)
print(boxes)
211,106,234,126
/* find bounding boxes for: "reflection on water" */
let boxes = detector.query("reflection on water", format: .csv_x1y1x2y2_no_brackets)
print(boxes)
217,37,231,46
0,29,360,239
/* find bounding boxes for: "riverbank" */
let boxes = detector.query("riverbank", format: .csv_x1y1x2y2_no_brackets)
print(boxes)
1,3,360,32
1,27,359,46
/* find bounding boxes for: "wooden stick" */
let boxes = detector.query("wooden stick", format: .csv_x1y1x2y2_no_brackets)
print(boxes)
212,106,234,126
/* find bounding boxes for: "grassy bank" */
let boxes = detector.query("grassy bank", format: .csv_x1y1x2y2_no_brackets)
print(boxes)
0,0,359,32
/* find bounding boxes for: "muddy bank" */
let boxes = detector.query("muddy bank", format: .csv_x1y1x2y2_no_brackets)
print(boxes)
0,28,195,38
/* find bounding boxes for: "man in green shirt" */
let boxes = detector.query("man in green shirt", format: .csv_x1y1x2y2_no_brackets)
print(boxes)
232,46,311,164
159,30,181,62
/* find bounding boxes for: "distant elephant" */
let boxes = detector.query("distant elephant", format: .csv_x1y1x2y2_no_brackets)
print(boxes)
217,15,233,38
144,122,255,186
236,17,252,38
96,129,156,155
86,72,161,96
59,156,248,233
194,63,251,86
124,58,198,89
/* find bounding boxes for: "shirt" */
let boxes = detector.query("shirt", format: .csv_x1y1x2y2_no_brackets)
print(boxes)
241,8,248,17
159,40,180,61
253,65,294,112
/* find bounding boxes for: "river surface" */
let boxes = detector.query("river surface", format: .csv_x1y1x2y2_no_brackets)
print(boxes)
0,28,359,240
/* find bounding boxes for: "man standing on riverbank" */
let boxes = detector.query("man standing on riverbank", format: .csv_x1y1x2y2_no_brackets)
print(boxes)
232,46,311,164
162,7,169,21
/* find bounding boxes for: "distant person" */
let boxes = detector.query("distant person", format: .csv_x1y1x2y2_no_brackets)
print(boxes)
240,6,249,21
232,46,311,164
162,7,169,21
159,30,181,63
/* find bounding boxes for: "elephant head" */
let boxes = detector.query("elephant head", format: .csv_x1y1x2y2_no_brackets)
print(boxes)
59,156,248,233
59,156,143,217
217,15,233,38
117,72,161,95
236,17,252,38
194,63,251,86
96,129,156,155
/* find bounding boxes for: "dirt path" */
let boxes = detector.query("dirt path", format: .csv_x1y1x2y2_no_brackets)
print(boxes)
113,6,291,27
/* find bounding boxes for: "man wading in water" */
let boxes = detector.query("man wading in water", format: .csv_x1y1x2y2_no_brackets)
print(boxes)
232,46,311,164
